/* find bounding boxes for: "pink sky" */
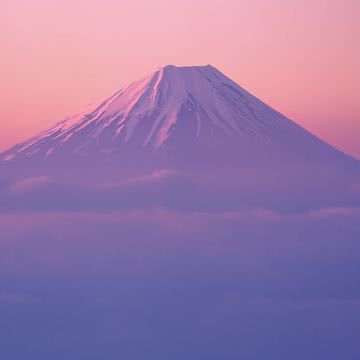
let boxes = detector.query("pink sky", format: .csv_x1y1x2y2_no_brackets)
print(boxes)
1,0,359,158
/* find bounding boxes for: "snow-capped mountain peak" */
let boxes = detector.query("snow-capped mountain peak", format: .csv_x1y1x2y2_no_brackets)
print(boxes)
2,65,302,161
2,63,358,185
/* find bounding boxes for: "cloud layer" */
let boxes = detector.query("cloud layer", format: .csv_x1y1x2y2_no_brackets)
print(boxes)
1,162,360,359
1,170,359,214
1,206,360,359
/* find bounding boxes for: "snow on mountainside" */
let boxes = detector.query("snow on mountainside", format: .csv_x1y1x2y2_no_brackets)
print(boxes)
1,63,358,186
0,65,359,207
2,65,314,161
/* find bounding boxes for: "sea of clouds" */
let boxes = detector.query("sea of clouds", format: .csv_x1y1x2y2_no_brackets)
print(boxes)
1,172,360,359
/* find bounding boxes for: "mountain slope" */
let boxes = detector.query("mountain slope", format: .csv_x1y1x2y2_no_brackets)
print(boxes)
0,66,332,155
0,65,358,182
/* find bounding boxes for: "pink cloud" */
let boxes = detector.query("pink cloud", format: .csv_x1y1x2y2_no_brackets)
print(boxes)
127,169,183,185
309,207,360,218
10,176,52,192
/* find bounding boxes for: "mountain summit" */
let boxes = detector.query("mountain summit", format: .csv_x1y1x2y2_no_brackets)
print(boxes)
1,65,357,181
0,65,325,157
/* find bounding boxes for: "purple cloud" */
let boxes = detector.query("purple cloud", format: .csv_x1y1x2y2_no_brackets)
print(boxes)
9,176,53,192
0,207,360,359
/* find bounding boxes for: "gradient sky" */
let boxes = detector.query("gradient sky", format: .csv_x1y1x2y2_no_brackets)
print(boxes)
1,0,359,158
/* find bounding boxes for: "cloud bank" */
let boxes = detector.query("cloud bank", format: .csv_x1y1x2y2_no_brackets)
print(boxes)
1,168,360,359
1,206,360,359
1,170,359,214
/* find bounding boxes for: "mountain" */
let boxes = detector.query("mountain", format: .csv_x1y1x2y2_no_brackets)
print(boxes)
0,65,358,184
